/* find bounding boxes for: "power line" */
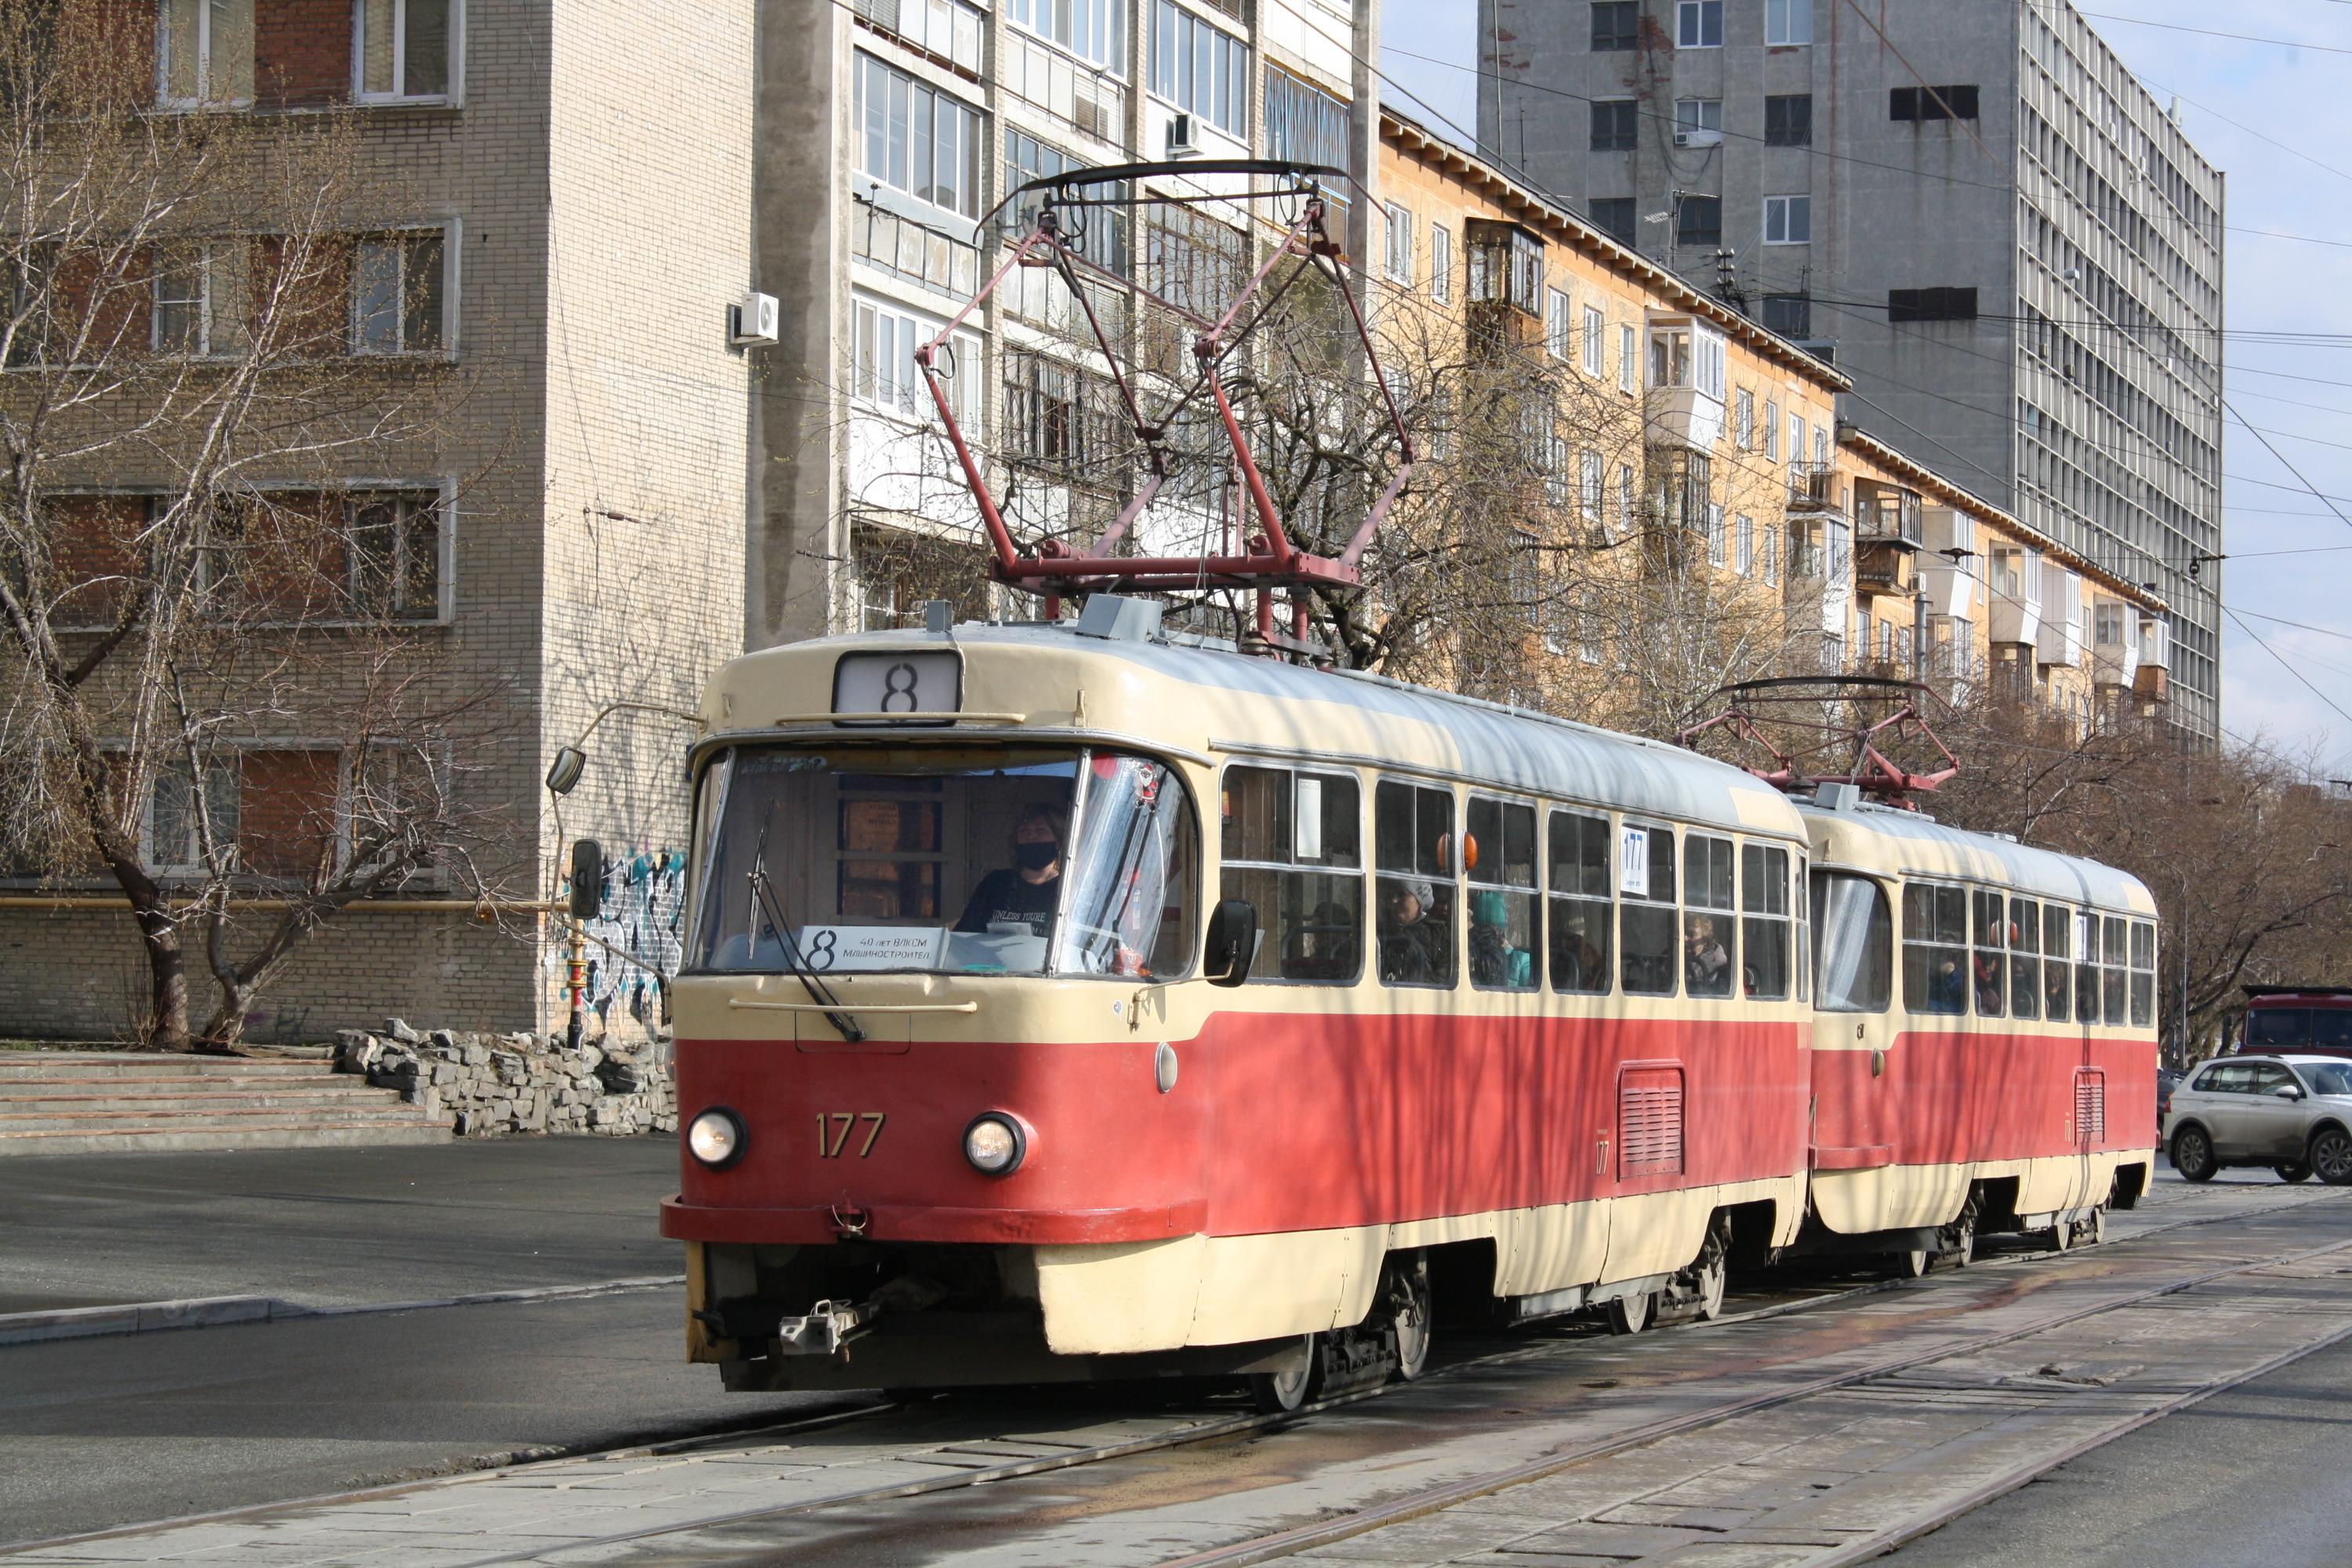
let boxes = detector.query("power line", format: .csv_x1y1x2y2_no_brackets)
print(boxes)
2139,76,2352,189
2224,401,2352,538
2225,607,2352,728
2078,13,2352,57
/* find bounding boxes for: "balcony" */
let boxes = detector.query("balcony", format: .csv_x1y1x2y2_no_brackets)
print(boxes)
1787,462,1840,514
2092,601,2141,689
1646,383,1726,450
1854,539,1917,598
2133,614,2171,702
1643,315,1727,451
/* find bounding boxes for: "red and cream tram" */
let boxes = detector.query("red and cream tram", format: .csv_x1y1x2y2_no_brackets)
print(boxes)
660,601,2156,1406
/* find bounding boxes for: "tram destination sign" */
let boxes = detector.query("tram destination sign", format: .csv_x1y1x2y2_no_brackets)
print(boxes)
832,651,960,725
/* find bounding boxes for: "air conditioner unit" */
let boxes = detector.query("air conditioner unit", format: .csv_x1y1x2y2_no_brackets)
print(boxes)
1167,111,1200,158
1674,129,1723,148
729,291,779,347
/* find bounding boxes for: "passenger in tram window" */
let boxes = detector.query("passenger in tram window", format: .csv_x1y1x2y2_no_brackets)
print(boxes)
954,804,1065,936
1683,913,1731,996
1929,953,1967,1013
1973,948,2005,1014
1469,891,1534,989
1288,899,1360,982
1378,877,1449,985
1553,910,1607,993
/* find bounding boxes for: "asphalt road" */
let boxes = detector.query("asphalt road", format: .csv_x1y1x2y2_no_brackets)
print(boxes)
1884,1329,2352,1568
0,1138,691,1313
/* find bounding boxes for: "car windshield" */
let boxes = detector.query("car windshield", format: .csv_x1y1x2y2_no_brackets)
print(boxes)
2303,1062,2352,1096
687,743,1196,979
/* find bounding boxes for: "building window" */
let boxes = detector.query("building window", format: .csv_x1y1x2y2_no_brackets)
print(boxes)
855,53,982,220
354,0,453,101
1430,224,1452,304
1888,287,1978,322
1589,198,1636,245
1592,1,1639,51
1582,304,1606,376
1468,220,1544,314
1544,430,1572,506
1676,0,1722,48
1890,85,1980,122
1265,67,1348,197
152,245,249,358
1618,322,1636,390
1765,93,1811,146
1762,292,1811,337
1765,0,1811,45
1762,527,1779,584
1546,287,1573,358
1788,412,1806,470
1006,0,1121,74
1580,449,1604,524
1675,98,1722,140
1735,513,1755,575
158,0,254,107
347,490,445,622
1152,0,1247,136
854,293,979,426
1591,99,1638,151
147,757,241,872
1762,398,1780,460
351,231,445,355
1705,505,1726,567
1676,196,1721,248
1734,387,1754,448
1618,462,1636,533
1763,195,1811,245
1384,203,1414,283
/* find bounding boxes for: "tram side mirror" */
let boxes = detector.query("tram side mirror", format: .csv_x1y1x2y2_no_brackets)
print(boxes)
1204,899,1258,988
568,838,606,920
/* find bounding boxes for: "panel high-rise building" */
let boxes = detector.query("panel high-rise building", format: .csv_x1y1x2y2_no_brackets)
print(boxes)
1479,0,2223,740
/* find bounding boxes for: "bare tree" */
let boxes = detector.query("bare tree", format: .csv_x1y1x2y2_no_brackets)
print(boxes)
0,3,508,1050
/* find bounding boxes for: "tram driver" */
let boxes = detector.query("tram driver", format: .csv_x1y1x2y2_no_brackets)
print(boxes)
955,804,1066,938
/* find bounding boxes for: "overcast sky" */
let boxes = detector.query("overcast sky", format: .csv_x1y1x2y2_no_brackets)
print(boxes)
1377,1,2352,778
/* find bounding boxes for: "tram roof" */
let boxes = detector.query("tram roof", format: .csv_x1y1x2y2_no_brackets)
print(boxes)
710,622,1809,843
1799,800,2156,916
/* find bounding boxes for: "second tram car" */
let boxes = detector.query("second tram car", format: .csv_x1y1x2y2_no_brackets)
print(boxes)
661,604,2156,1405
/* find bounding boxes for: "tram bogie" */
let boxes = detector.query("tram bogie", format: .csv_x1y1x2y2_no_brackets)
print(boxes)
661,611,2158,1397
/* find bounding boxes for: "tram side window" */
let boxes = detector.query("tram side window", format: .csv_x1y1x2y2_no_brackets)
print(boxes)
2075,910,2102,1026
1219,765,1363,984
2042,905,2072,1022
1620,822,1678,996
1972,890,2005,1018
1548,811,1613,993
2102,916,2129,1025
1902,882,1969,1016
2009,896,2040,1020
1795,855,1809,1002
1813,871,1891,1013
1740,843,1791,1000
1375,780,1456,987
1683,834,1736,998
1467,797,1538,990
2129,920,2156,1029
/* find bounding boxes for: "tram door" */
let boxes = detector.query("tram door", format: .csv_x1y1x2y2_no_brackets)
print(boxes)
1808,870,1904,1229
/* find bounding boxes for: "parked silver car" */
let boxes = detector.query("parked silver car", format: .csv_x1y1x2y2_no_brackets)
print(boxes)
2162,1054,2352,1185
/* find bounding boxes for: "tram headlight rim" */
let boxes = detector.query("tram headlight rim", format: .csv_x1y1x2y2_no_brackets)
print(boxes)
687,1106,747,1170
962,1111,1028,1176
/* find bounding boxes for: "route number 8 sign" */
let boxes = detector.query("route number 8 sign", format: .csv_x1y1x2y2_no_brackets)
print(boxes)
832,652,961,725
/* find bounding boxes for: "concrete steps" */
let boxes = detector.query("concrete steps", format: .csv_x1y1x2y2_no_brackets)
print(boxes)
0,1054,450,1155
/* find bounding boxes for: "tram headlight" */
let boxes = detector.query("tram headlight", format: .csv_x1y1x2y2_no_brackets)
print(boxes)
687,1108,746,1169
962,1112,1027,1176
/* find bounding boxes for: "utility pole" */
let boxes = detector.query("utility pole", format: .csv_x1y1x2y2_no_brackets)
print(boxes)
1345,0,1381,306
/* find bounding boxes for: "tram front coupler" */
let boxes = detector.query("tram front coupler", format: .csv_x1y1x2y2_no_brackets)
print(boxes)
776,1275,949,1358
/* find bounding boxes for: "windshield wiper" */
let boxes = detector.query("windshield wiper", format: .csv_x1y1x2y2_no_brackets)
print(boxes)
747,829,865,1044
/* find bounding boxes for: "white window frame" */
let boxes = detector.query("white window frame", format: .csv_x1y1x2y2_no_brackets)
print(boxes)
1766,0,1812,46
1580,449,1604,524
1735,513,1755,575
854,52,984,222
1384,202,1414,284
1676,0,1723,48
350,222,457,358
1762,526,1780,585
1735,387,1754,448
1617,322,1636,391
352,0,463,106
1546,288,1573,360
852,290,981,429
1763,399,1780,460
1430,223,1452,304
1764,194,1812,245
1581,304,1606,376
1544,430,1572,506
157,0,254,109
144,753,241,875
1705,504,1726,568
1675,98,1723,134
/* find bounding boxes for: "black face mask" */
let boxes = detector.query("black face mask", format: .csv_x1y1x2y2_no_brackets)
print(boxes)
1015,840,1059,871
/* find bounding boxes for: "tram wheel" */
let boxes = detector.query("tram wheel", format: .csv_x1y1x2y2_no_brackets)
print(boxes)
1936,1201,1979,1270
2045,1214,2072,1253
1248,1335,1319,1415
2076,1206,2108,1247
1386,1262,1432,1382
1606,1290,1653,1335
1893,1248,1932,1279
2275,1162,2314,1185
1686,1225,1730,1321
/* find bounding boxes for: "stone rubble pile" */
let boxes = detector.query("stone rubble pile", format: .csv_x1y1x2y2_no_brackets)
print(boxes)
335,1018,677,1138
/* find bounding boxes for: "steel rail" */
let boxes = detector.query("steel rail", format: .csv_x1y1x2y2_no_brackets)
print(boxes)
5,1187,2332,1565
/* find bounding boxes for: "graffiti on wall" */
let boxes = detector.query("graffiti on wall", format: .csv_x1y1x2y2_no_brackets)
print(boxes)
548,848,687,1034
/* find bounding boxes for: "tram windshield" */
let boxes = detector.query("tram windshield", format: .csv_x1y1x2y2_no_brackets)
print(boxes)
687,744,1197,979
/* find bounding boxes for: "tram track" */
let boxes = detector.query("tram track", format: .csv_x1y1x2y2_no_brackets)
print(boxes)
6,1182,2341,1567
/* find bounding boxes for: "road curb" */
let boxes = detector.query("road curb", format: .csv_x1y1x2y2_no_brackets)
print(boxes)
0,1274,684,1348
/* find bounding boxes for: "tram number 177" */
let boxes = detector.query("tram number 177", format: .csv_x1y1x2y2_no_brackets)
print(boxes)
817,1112,886,1159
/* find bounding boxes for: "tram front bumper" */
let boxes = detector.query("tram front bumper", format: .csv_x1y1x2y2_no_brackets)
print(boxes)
658,1195,1207,1247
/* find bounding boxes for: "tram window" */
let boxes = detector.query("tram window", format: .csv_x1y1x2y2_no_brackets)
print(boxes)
1375,780,1456,988
1467,797,1538,991
2008,896,2040,1021
1971,890,2005,1018
1812,871,1891,1013
1901,882,1969,1016
1740,843,1791,1000
1682,835,1736,998
2129,920,2155,1029
1795,855,1809,1002
1219,765,1363,985
1548,810,1613,994
2102,916,2129,1025
2042,906,2071,1023
2075,910,2101,1026
1618,822,1678,996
